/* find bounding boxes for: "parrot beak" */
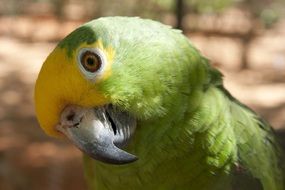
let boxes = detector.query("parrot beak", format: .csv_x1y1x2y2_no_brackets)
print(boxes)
56,105,138,165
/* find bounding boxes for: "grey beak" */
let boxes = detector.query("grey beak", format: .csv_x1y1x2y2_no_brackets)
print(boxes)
56,105,137,165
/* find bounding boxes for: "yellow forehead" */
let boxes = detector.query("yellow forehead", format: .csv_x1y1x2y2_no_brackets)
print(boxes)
34,40,115,137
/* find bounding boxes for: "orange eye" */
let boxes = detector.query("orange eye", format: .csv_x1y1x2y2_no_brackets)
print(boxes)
80,51,102,73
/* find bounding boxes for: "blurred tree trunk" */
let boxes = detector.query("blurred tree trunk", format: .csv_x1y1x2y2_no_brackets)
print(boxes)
240,13,257,70
175,0,184,30
53,0,67,20
240,29,254,70
91,0,105,19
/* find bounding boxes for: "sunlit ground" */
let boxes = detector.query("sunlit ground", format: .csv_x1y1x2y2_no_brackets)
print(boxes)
0,16,285,190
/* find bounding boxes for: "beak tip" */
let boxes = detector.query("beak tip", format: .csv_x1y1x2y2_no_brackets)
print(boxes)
87,148,139,165
111,155,138,165
119,154,138,165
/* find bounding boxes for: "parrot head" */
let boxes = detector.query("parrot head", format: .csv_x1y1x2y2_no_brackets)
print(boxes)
34,17,199,164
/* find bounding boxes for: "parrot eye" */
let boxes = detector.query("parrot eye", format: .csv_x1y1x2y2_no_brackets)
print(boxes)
80,51,102,73
77,48,107,79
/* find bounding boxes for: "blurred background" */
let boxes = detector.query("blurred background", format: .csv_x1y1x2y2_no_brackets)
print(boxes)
0,0,284,189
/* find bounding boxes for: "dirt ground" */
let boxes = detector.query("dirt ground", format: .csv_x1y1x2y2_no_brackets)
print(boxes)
0,17,284,190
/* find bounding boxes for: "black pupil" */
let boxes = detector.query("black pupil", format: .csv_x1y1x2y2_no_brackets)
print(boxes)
87,56,95,66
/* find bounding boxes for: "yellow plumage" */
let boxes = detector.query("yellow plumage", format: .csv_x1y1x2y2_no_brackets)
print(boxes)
34,40,114,137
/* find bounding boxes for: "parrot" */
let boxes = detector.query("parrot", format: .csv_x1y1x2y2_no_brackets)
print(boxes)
34,17,284,190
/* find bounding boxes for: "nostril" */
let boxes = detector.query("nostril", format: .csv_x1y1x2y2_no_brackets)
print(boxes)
66,111,75,121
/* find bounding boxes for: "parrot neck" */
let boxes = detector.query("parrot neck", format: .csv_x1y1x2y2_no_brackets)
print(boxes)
84,86,238,190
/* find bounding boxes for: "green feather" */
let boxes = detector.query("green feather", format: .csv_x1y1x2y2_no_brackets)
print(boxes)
57,17,284,190
58,26,97,58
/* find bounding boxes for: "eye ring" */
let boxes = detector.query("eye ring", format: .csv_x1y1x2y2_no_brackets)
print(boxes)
77,48,107,79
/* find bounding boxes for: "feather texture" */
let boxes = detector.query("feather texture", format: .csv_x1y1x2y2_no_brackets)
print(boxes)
86,17,283,190
36,17,284,189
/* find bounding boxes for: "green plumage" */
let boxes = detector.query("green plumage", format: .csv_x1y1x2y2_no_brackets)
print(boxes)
60,17,284,190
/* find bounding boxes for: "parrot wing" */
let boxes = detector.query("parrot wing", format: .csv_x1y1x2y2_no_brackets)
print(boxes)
224,88,284,190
